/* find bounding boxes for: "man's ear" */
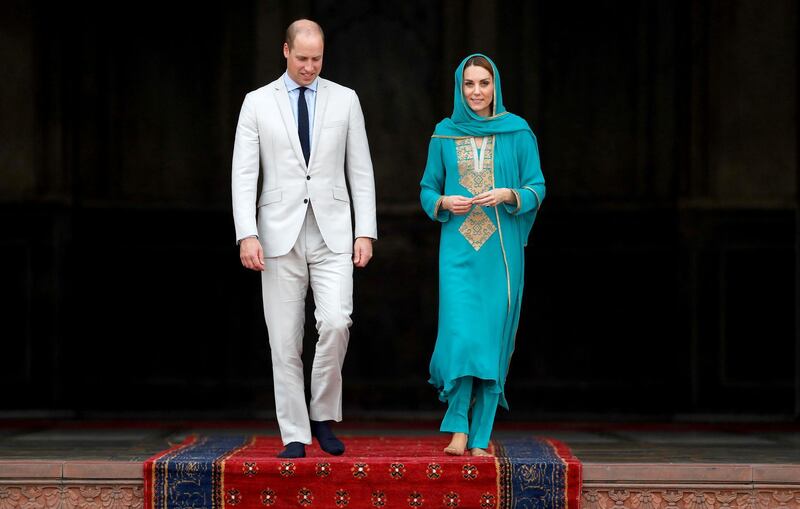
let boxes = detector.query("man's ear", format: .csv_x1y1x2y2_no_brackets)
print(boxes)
283,43,290,59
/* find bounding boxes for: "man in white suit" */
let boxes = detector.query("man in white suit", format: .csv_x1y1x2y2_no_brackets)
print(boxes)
231,19,377,458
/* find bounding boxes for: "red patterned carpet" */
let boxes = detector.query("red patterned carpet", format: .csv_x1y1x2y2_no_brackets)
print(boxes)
145,435,581,509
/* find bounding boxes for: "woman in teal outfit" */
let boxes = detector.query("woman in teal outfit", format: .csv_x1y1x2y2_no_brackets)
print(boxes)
420,54,546,456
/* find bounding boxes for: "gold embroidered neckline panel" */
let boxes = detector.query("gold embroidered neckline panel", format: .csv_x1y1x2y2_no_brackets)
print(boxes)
455,136,496,251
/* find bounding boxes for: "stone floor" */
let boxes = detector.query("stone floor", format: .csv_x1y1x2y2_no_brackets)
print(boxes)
0,422,798,508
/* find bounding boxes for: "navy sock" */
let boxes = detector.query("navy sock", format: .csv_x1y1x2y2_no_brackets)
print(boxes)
310,420,345,455
277,441,306,458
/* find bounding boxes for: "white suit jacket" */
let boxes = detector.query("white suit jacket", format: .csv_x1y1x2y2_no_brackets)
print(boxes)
231,76,378,257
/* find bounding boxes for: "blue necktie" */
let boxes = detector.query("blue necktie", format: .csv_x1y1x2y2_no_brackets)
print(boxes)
297,86,310,165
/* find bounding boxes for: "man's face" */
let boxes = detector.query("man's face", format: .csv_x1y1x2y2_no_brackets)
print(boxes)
283,33,323,86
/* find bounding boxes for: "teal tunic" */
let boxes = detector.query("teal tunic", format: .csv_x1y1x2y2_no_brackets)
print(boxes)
420,130,545,410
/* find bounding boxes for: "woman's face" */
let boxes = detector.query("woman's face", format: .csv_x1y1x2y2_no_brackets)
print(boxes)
462,64,494,117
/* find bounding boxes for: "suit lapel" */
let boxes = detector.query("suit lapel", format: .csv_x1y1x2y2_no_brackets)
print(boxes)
309,79,330,168
272,79,307,170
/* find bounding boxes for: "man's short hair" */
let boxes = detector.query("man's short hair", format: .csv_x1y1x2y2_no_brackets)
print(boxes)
285,19,325,48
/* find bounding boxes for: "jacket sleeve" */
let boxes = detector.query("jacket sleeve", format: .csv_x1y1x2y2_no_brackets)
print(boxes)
345,91,378,240
231,93,261,243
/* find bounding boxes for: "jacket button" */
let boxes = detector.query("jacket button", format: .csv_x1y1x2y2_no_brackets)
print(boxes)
306,175,311,180
303,198,308,204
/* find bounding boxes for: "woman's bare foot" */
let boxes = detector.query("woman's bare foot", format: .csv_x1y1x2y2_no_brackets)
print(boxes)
470,447,492,457
444,432,468,455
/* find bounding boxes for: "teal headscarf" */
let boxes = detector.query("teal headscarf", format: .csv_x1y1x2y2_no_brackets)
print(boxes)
433,53,532,138
433,53,541,245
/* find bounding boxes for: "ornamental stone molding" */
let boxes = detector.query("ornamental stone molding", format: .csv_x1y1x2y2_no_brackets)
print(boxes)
0,482,798,509
583,488,800,509
0,485,143,509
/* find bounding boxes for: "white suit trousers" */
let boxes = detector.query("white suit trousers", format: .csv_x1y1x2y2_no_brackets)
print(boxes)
261,206,353,445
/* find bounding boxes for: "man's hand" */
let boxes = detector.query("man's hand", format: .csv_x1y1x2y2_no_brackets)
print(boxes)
239,237,264,271
442,195,474,215
353,237,373,268
472,188,514,207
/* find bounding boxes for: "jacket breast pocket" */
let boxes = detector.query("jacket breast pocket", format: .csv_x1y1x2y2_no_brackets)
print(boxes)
257,189,282,207
332,186,350,203
323,120,347,129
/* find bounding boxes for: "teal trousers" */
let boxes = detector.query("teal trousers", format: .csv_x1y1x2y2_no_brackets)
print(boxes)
439,376,499,449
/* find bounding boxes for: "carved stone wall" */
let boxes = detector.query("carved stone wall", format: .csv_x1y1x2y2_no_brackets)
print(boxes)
583,487,800,509
0,484,143,509
1,483,799,509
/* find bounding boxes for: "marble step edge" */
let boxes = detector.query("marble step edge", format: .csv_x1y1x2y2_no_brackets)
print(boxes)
0,461,797,484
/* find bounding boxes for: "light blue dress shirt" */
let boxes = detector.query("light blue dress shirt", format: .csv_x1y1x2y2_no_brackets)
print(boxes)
283,72,318,146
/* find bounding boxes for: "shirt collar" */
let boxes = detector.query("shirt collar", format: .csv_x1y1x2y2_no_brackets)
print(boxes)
283,72,319,93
